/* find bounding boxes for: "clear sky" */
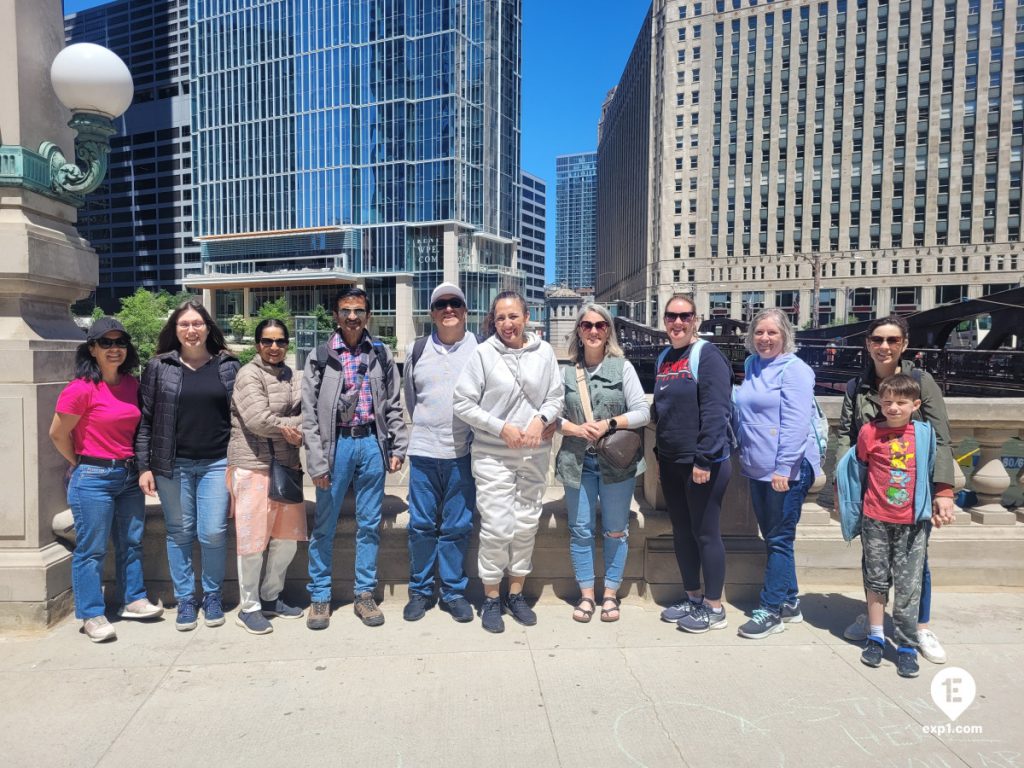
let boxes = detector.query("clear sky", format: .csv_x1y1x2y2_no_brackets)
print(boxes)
61,0,652,282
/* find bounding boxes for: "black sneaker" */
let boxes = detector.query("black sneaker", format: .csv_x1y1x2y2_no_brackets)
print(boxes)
780,600,804,624
738,608,784,639
306,601,331,630
403,593,432,622
480,596,505,633
440,596,474,623
677,602,728,634
235,609,273,635
861,637,885,667
896,649,920,678
503,592,537,626
261,598,303,619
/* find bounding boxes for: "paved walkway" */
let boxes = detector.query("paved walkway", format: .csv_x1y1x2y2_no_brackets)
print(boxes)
2,590,1022,768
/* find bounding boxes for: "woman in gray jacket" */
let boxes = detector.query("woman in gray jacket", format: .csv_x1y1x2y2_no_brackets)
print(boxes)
227,319,306,634
453,291,564,633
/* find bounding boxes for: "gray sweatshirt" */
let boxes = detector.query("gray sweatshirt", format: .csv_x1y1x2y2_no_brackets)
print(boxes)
452,333,564,453
405,332,478,459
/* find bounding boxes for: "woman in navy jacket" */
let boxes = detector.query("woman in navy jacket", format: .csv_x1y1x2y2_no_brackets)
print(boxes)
652,294,733,634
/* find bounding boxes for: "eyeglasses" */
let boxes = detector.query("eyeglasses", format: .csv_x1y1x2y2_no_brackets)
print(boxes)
94,337,129,349
868,335,904,346
431,297,465,312
664,311,696,322
176,321,206,330
258,338,289,348
579,320,610,332
334,308,368,318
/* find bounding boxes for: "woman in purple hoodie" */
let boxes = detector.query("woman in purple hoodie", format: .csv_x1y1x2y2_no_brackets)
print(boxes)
733,308,821,639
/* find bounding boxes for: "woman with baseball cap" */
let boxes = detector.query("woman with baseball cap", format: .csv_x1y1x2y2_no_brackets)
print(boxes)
49,317,164,642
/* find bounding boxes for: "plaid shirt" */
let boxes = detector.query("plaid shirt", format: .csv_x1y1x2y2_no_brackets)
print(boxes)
330,331,374,427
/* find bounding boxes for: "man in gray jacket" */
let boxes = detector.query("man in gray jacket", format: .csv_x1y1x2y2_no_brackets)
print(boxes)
302,287,408,629
402,282,478,623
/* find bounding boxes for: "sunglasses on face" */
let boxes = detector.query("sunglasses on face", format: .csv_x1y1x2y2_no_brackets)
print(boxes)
431,298,465,312
258,338,289,348
335,308,367,318
94,337,129,349
579,320,609,332
664,311,696,322
868,335,904,346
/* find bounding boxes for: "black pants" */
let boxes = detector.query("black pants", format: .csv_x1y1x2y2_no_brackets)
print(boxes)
659,460,732,601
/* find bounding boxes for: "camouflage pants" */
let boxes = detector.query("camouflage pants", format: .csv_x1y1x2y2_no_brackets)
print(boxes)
861,516,928,649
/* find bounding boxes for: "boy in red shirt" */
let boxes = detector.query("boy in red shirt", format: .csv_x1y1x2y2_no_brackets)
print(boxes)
854,374,943,678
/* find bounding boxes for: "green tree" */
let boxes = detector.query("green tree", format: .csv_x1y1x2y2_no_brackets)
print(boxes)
115,288,170,366
90,306,105,322
312,304,336,332
256,296,293,329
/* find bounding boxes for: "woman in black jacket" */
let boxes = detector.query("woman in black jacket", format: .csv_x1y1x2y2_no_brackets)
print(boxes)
652,294,734,634
136,300,239,632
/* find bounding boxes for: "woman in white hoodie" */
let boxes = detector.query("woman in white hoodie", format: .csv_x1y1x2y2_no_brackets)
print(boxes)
453,291,564,633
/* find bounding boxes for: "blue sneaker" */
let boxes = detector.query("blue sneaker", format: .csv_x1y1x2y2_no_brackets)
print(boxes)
202,592,225,627
676,602,728,634
660,599,700,623
738,608,784,639
175,597,198,632
861,636,885,667
781,600,803,624
896,648,920,678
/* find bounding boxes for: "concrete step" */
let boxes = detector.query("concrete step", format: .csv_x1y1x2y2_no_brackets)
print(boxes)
57,480,1024,610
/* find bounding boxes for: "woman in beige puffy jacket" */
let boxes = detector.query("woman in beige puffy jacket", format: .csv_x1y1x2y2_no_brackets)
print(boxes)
227,319,307,634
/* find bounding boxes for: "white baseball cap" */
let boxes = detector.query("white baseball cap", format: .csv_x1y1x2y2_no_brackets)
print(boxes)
429,282,467,308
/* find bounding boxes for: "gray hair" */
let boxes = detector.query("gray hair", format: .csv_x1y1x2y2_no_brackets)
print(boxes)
744,308,797,355
567,303,625,362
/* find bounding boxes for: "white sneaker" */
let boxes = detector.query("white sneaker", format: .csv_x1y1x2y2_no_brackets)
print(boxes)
119,599,164,620
918,628,948,664
843,613,868,641
83,616,116,643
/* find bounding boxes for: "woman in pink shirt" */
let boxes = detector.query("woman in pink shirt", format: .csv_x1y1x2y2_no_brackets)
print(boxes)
49,318,163,642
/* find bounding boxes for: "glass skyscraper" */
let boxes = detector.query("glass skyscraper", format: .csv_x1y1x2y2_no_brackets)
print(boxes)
555,152,598,291
520,170,547,312
188,0,523,341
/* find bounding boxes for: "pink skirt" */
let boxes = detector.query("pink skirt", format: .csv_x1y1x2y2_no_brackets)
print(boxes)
227,466,308,556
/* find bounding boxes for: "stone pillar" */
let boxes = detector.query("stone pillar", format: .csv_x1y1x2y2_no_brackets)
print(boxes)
393,274,416,361
967,429,1016,525
242,287,251,317
0,0,93,627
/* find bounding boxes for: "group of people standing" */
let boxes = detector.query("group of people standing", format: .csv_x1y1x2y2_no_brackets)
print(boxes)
51,286,956,674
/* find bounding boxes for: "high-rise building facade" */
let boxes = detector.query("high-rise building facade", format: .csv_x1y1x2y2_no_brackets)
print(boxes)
555,152,599,290
520,171,547,312
65,0,198,310
187,0,523,347
599,0,1024,327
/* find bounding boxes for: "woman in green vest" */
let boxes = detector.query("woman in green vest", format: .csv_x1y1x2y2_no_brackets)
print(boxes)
555,304,649,623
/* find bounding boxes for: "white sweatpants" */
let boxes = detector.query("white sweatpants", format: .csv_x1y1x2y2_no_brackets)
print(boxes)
472,447,551,584
237,538,297,613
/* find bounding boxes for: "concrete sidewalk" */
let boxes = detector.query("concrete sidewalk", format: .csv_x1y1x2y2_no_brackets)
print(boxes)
1,590,1022,768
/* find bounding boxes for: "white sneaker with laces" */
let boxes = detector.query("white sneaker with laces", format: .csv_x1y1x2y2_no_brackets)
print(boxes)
83,616,116,643
917,628,947,664
119,599,164,620
843,613,868,641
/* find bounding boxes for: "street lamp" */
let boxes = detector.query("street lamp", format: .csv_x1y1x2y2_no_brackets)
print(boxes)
0,43,133,204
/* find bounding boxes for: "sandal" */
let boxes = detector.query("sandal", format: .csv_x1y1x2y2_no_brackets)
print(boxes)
572,597,596,623
600,596,621,623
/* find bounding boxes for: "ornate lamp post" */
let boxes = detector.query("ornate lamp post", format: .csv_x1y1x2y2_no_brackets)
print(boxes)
0,5,132,628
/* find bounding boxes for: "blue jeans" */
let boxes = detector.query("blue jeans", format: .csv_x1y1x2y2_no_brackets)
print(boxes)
67,464,148,620
155,457,229,601
748,459,814,613
564,454,635,591
307,434,385,601
407,454,474,601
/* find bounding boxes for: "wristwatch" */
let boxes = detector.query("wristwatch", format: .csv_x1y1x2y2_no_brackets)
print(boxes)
539,414,549,423
607,418,618,432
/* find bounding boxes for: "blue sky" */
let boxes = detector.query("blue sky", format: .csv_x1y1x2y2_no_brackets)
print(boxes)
62,0,652,282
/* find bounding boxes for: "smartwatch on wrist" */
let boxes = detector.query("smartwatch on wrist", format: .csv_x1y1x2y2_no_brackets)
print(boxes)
607,418,618,432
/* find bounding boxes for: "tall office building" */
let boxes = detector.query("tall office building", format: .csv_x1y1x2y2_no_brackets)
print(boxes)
187,0,523,348
555,152,599,290
64,0,198,311
520,171,547,312
598,0,1024,327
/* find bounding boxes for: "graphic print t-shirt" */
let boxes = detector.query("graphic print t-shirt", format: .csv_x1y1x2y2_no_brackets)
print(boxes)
856,420,917,524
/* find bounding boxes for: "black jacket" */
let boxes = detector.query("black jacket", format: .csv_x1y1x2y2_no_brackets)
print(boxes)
136,350,240,478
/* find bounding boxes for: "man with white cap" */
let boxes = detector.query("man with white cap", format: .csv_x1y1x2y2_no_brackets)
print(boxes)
401,282,478,622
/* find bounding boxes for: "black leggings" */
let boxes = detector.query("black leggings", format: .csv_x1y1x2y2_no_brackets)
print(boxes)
659,460,732,601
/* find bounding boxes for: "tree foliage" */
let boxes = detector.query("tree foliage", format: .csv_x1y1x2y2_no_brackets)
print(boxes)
113,288,197,367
